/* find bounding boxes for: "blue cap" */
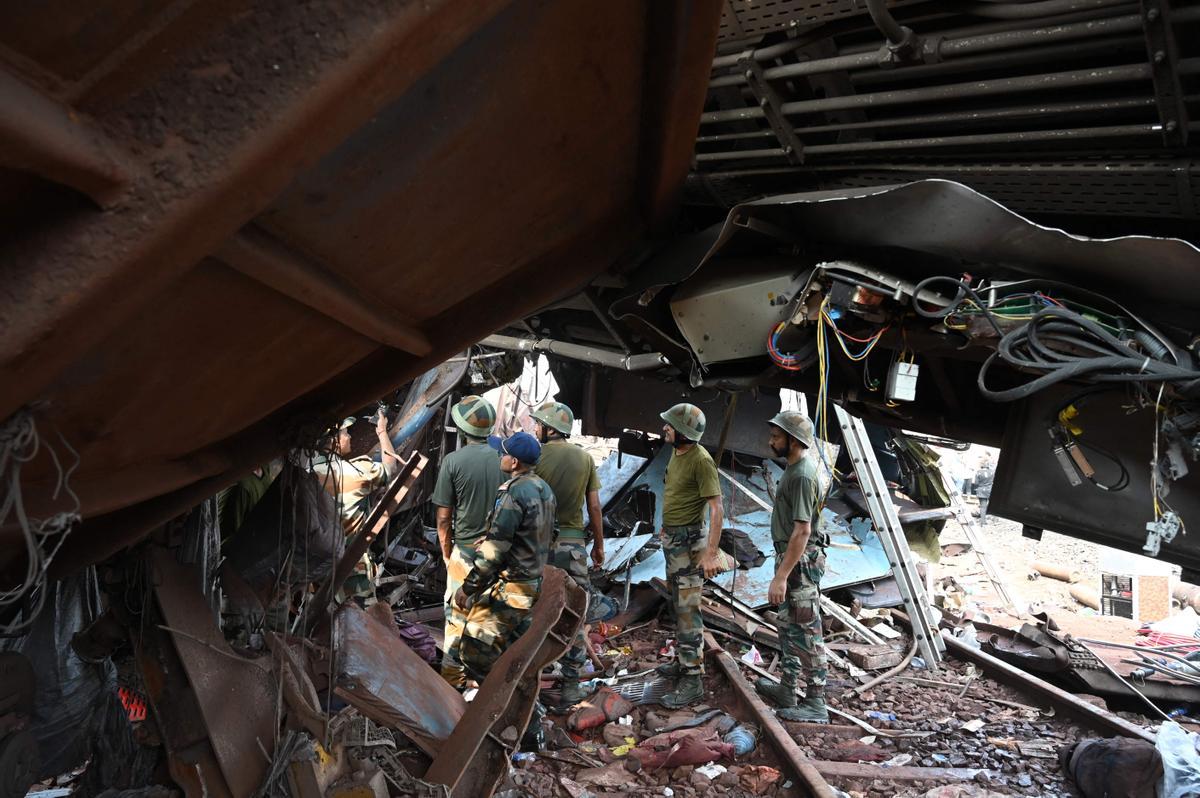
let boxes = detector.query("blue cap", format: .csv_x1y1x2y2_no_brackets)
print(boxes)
488,431,541,465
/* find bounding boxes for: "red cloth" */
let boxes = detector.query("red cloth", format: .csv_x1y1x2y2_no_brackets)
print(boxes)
628,727,735,770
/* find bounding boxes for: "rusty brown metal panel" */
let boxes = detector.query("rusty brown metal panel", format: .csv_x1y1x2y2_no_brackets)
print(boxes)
0,0,516,422
636,0,725,227
424,566,586,797
16,0,723,576
255,0,651,324
333,602,467,757
151,546,277,796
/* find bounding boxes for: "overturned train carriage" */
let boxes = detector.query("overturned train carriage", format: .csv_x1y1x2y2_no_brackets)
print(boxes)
2,0,1200,795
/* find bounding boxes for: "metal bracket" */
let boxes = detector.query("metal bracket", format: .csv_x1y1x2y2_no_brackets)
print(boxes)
1141,0,1189,147
737,57,803,165
424,567,586,797
1144,511,1182,557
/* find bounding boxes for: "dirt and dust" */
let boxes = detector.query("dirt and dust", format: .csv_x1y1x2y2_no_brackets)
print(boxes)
934,510,1143,645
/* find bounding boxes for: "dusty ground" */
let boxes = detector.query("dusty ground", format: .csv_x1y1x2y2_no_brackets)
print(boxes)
933,507,1143,645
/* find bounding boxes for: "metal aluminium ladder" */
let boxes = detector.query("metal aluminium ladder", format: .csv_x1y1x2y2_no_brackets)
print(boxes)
834,405,945,668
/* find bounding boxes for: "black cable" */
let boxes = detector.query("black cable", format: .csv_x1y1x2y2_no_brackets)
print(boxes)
912,275,1006,338
978,306,1200,402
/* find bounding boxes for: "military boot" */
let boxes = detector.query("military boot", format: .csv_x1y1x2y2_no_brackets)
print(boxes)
557,678,591,709
659,674,704,708
777,695,829,724
655,661,684,680
754,677,797,710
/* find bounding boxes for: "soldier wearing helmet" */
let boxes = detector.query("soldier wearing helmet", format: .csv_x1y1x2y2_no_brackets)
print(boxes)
756,410,830,723
431,394,503,687
655,402,724,708
530,401,604,707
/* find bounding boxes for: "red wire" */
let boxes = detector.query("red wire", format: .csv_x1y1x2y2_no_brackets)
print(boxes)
831,323,889,344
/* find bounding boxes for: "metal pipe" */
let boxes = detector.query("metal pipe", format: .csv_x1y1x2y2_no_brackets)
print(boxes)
1072,638,1171,721
1075,637,1200,678
965,0,1128,19
480,334,668,371
851,33,1144,87
708,13,1146,88
1121,658,1200,686
867,0,910,45
696,123,1159,162
700,64,1152,123
696,96,1153,143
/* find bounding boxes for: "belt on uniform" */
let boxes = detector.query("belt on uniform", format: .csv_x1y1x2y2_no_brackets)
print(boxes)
555,528,587,542
498,572,541,585
662,523,702,532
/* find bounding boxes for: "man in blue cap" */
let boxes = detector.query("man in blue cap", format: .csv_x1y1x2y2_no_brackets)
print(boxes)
455,431,556,683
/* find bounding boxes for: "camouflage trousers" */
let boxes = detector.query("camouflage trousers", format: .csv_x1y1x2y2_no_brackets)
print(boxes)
775,545,828,697
460,577,539,683
662,524,706,676
442,539,480,687
552,534,591,680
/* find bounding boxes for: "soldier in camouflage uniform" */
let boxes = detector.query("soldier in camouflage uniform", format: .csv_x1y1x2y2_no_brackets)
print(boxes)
455,431,556,684
655,403,724,709
756,411,830,723
431,395,503,687
531,401,604,707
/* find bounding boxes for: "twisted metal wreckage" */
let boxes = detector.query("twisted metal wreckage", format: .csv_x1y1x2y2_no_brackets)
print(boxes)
3,0,1200,796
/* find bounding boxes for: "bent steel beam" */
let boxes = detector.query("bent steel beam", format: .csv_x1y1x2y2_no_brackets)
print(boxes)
425,567,585,798
217,228,433,355
0,69,132,207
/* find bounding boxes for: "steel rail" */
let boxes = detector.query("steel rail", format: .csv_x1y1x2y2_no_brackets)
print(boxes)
702,63,1152,123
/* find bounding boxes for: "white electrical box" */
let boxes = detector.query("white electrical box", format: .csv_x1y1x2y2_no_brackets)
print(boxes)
886,361,919,402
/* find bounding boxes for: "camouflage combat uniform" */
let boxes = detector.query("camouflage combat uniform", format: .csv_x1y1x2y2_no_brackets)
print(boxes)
459,472,556,681
309,451,397,599
661,443,721,677
771,454,829,698
535,437,601,683
431,440,503,686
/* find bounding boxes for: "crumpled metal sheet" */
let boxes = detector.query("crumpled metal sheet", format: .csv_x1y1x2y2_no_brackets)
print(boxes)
589,533,654,574
334,602,466,757
736,180,1200,312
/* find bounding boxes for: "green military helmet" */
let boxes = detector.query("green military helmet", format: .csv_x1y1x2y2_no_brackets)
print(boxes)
659,402,706,442
531,401,574,436
451,395,497,438
767,410,814,448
